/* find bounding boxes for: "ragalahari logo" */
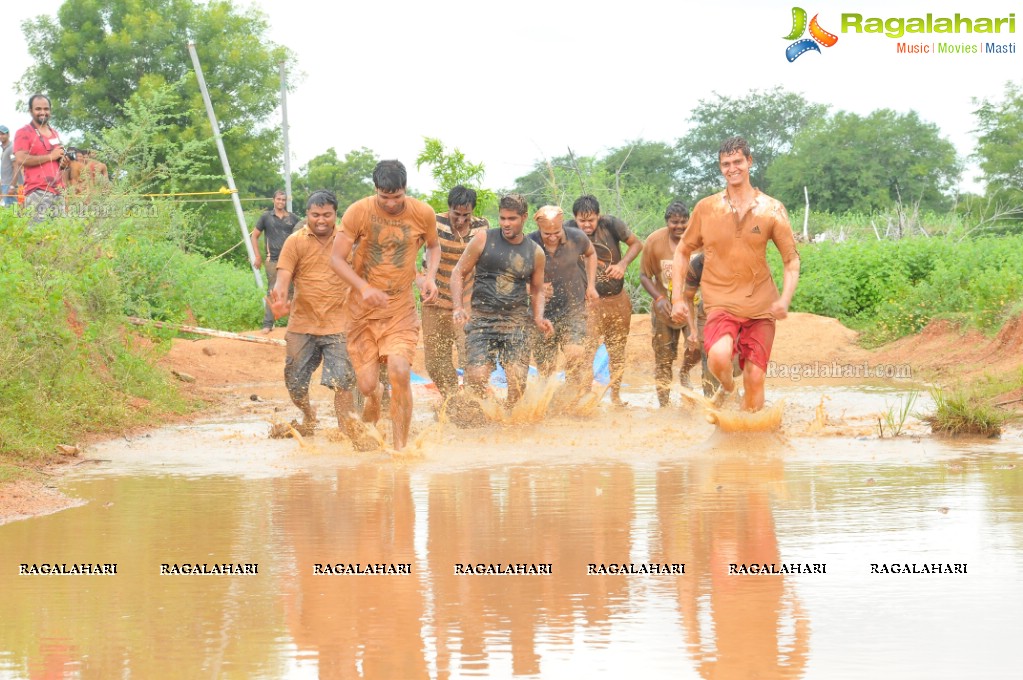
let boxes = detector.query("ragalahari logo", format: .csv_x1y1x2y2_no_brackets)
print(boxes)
784,7,838,61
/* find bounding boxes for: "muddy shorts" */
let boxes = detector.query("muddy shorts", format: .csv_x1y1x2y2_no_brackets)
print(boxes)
284,332,355,397
465,315,533,369
346,306,420,373
650,309,705,360
703,309,776,372
534,311,587,363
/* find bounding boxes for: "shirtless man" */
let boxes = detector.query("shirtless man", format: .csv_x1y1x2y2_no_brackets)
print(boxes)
671,137,800,412
330,160,441,450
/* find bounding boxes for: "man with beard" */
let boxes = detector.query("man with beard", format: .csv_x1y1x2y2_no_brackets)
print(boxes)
330,160,441,451
671,137,800,411
567,195,643,406
13,94,65,220
269,190,366,446
450,193,551,408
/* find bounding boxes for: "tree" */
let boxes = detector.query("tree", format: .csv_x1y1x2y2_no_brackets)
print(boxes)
20,0,295,196
766,109,961,214
674,88,828,201
602,139,682,213
290,147,379,213
511,149,666,236
97,79,218,194
415,137,497,214
973,81,1023,206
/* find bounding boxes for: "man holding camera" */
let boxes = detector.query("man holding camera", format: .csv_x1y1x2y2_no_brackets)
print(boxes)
13,94,65,220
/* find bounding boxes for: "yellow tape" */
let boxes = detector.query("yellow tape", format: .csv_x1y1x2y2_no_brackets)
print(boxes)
140,187,237,197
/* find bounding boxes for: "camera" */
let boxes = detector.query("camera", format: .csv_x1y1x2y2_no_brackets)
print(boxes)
64,146,79,162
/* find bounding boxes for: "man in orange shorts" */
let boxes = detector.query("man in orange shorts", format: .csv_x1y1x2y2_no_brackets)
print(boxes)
330,160,441,450
670,136,800,412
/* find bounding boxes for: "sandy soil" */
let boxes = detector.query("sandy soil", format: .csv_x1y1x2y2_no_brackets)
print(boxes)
3,311,1018,524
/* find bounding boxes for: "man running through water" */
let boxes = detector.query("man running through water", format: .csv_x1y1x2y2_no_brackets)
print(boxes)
641,201,705,406
568,194,643,406
530,205,598,401
450,194,552,409
671,136,800,412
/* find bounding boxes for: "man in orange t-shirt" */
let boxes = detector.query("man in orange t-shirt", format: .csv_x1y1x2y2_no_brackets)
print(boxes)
670,136,800,412
269,190,370,446
330,160,441,451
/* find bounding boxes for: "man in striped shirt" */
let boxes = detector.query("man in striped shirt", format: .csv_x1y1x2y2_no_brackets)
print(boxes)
419,185,490,398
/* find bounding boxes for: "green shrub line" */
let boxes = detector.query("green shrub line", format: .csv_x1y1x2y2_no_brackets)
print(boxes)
0,203,262,461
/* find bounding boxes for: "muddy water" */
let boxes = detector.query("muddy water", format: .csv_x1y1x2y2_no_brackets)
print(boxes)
1,391,1022,679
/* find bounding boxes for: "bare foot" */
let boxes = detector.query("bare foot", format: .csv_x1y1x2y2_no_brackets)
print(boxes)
261,327,273,335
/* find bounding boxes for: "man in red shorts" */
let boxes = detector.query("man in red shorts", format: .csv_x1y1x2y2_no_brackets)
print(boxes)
670,136,800,412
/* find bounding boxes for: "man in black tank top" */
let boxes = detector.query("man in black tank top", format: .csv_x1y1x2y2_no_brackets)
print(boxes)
451,194,553,407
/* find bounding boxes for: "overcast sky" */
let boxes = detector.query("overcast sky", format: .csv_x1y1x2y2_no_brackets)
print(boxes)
3,0,1019,195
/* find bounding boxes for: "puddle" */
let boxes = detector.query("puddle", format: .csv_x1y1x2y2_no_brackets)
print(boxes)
1,387,1021,679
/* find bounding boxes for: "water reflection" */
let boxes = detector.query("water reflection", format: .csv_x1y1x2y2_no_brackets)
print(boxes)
0,476,284,679
272,467,429,679
426,463,635,677
654,448,809,679
1,424,1022,679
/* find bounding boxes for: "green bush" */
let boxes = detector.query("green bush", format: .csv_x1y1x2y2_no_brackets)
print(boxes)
0,210,189,460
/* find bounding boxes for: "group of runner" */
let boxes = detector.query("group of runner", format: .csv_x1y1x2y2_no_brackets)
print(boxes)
262,137,800,450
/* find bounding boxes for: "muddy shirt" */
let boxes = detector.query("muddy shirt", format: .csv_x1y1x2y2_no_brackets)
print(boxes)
428,211,489,310
255,209,300,260
276,224,349,335
471,229,539,323
640,227,678,298
680,190,798,319
341,195,437,321
529,225,590,320
643,228,706,329
566,215,632,297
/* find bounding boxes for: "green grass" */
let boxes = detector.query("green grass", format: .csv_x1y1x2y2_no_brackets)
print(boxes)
878,390,919,438
922,385,1013,437
0,205,227,461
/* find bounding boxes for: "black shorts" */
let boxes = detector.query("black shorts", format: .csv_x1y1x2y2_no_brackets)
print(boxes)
465,316,533,369
284,332,355,396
